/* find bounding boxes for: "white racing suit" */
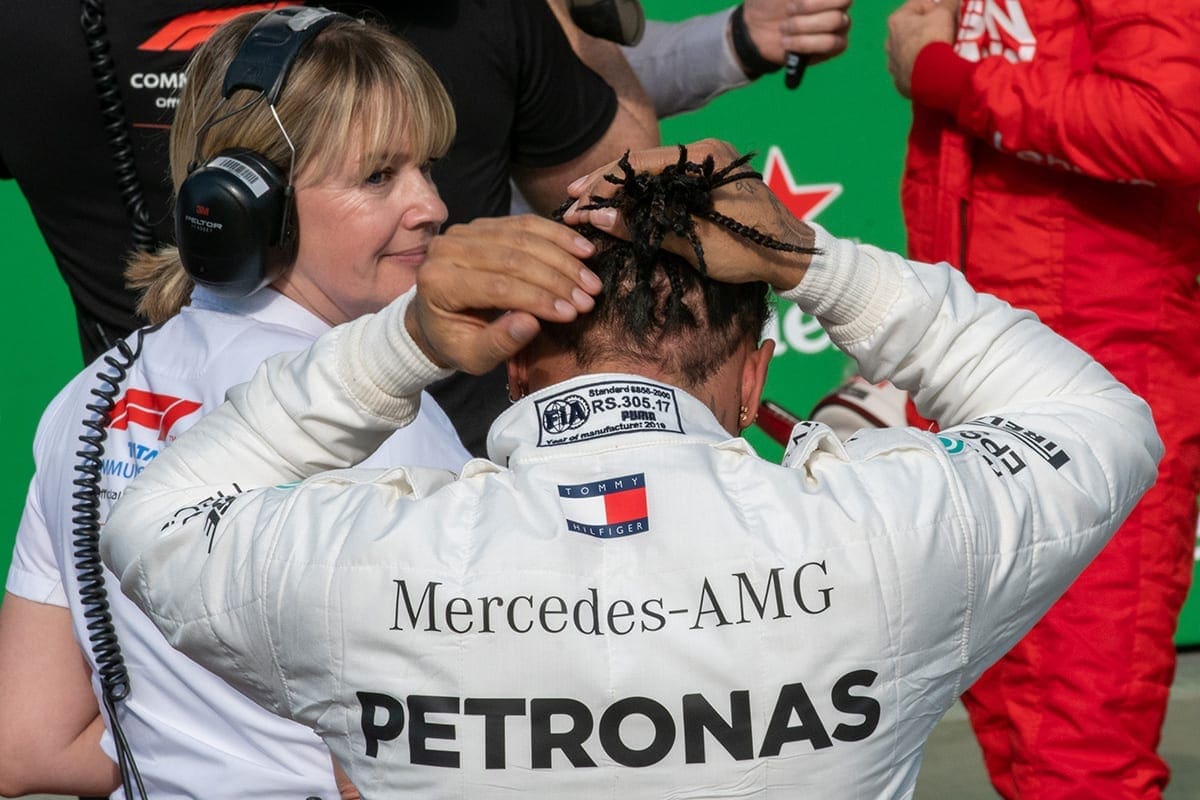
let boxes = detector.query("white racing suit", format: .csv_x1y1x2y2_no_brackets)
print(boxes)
102,226,1161,798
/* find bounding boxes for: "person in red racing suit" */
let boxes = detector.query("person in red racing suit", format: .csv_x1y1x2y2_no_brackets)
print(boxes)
886,0,1200,796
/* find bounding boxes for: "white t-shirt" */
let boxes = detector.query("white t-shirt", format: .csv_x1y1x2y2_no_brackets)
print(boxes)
7,286,470,799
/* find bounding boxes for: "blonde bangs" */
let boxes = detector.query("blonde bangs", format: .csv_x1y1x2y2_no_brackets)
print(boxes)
353,39,455,173
282,21,455,185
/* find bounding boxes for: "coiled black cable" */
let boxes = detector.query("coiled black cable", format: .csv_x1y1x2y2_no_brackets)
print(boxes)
71,329,155,799
80,0,157,254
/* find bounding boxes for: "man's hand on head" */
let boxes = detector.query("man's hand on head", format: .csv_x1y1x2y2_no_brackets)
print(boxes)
742,0,853,67
563,139,815,291
886,0,958,99
405,216,600,375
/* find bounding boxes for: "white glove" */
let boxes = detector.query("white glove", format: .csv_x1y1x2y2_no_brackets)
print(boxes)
810,376,909,440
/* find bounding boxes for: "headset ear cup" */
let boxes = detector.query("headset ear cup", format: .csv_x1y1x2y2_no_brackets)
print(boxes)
279,185,299,250
265,186,300,284
175,148,289,297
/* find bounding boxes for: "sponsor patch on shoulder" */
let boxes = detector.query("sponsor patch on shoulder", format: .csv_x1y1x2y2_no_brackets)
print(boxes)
941,415,1073,480
557,473,649,539
160,484,245,553
535,380,684,447
964,415,1072,469
938,435,966,455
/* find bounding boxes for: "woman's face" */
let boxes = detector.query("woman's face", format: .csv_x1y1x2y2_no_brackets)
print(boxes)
275,136,447,325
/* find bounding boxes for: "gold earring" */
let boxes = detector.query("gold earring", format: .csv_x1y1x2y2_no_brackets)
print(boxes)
738,405,749,426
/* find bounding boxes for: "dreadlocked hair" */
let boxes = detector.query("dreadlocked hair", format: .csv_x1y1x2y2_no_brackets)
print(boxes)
544,145,803,386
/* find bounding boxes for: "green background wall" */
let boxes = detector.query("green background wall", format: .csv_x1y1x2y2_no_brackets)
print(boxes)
1,0,1196,643
1,182,82,575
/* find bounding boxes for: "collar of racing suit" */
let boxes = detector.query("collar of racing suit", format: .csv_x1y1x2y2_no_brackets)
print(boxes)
485,372,756,466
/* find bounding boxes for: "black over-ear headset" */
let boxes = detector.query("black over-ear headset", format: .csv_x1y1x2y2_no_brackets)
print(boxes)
175,7,346,297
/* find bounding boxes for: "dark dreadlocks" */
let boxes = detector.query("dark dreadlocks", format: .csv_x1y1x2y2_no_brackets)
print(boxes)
543,146,816,386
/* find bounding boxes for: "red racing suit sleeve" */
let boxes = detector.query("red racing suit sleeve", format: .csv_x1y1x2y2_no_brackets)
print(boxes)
910,0,1200,185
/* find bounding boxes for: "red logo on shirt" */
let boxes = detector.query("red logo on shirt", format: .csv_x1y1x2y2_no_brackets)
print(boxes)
109,389,202,441
138,3,300,52
955,0,1036,63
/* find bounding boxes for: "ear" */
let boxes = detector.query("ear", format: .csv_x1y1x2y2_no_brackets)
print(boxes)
506,351,530,402
739,338,774,431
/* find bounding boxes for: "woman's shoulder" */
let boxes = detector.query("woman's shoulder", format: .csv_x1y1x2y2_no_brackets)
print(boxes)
52,308,320,420
156,304,317,366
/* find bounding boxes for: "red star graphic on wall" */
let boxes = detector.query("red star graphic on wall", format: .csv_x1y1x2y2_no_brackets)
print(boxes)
762,146,842,221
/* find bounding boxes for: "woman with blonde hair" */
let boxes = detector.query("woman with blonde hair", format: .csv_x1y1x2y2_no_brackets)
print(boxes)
0,8,467,798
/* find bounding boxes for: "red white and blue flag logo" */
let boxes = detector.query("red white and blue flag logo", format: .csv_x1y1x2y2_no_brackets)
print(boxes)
557,473,649,539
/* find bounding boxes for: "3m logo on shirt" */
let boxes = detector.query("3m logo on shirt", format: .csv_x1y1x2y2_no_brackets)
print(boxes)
956,0,1036,63
108,388,202,441
558,473,649,539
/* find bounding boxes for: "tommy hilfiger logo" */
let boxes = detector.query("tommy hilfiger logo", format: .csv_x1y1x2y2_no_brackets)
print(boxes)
108,388,202,441
557,473,649,539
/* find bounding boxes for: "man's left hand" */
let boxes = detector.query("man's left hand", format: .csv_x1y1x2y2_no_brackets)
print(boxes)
406,216,600,375
886,0,958,98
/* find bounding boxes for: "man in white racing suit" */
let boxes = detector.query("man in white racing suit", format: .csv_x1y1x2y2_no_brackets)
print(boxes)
101,141,1161,798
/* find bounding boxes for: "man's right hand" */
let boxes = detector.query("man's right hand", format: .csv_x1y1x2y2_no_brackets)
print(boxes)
741,0,853,67
562,139,816,291
405,216,601,375
886,0,958,98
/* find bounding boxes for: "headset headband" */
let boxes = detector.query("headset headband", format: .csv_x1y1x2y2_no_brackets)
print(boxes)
189,6,345,177
222,7,342,104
